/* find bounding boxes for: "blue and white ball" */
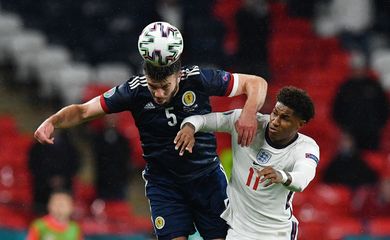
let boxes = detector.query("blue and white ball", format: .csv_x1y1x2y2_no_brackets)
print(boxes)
138,22,184,67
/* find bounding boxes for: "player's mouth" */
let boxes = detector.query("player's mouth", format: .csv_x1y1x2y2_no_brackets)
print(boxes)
154,98,168,105
268,125,278,134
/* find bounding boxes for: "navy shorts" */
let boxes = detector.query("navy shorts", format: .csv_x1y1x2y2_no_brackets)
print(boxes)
143,166,228,240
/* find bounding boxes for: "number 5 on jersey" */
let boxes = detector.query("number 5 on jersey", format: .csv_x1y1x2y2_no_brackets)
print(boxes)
165,107,177,126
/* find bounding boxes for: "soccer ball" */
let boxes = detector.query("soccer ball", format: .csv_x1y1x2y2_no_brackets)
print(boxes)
138,22,184,67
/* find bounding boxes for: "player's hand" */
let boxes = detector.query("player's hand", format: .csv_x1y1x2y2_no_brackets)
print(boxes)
256,166,283,187
235,110,257,147
34,120,55,144
174,123,196,156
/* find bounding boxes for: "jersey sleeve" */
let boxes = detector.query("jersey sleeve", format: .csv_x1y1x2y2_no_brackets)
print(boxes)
181,109,241,134
200,68,239,97
99,80,137,113
286,140,319,192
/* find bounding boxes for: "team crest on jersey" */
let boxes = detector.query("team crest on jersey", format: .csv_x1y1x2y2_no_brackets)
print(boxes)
103,87,116,98
154,216,165,229
182,91,196,106
256,149,272,165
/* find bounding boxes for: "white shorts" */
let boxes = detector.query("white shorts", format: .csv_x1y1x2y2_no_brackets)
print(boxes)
226,222,298,240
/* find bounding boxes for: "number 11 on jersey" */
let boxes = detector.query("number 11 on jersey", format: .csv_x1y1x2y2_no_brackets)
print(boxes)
246,167,261,190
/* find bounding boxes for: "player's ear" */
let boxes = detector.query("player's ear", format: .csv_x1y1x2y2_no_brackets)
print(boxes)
298,119,306,128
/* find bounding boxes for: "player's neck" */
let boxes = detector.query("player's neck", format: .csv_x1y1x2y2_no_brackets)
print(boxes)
265,126,298,149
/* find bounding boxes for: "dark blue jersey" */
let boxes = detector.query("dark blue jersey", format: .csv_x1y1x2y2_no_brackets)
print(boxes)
100,65,237,181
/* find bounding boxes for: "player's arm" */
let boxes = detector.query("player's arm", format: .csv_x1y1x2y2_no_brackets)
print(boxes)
34,96,106,144
232,74,267,147
174,110,238,155
257,160,317,192
257,143,319,192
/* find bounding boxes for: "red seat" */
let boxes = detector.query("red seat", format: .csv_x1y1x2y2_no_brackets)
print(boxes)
0,205,30,229
81,217,111,235
87,199,152,235
313,184,353,216
368,217,390,236
73,177,96,205
298,221,326,240
362,150,389,177
295,184,353,222
0,115,18,137
104,200,134,219
325,217,364,240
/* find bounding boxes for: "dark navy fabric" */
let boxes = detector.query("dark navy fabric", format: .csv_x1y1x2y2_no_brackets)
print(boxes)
101,65,234,182
143,166,228,239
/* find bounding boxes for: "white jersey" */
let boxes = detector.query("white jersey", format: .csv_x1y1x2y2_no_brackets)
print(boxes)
182,109,319,239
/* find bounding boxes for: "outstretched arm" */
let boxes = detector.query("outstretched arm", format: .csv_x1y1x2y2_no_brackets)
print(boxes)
174,110,238,155
34,96,106,144
233,74,267,147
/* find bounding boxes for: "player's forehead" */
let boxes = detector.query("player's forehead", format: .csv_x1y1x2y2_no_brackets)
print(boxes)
147,78,172,88
273,102,294,116
146,74,177,87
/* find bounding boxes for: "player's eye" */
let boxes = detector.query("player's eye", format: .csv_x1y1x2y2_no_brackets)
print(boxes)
162,85,170,90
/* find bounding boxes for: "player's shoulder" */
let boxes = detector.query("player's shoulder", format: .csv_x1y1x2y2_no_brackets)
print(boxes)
257,112,269,121
297,133,319,149
180,65,201,80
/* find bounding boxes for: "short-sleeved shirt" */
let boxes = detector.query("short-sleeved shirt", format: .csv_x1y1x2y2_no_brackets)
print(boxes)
100,65,238,181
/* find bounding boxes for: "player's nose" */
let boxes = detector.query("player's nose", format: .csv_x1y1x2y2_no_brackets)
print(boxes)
153,88,165,98
271,116,280,126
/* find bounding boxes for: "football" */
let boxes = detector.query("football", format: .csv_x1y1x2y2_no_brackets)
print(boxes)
138,22,184,67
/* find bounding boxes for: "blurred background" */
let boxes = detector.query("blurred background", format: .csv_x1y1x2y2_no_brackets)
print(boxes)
0,0,390,239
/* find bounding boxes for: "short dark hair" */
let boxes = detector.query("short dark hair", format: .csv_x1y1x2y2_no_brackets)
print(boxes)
276,86,315,122
50,189,73,198
143,59,181,81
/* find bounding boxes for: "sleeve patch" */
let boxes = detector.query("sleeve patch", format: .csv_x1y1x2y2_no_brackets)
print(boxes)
103,87,116,98
305,153,319,164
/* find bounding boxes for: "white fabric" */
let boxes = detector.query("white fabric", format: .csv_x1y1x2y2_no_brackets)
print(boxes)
184,109,319,239
277,170,288,184
226,226,298,240
228,73,240,97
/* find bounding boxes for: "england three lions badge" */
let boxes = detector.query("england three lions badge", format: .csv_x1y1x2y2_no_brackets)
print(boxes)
256,149,272,165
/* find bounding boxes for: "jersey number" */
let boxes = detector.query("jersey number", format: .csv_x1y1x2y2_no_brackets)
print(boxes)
165,107,177,126
246,167,261,190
